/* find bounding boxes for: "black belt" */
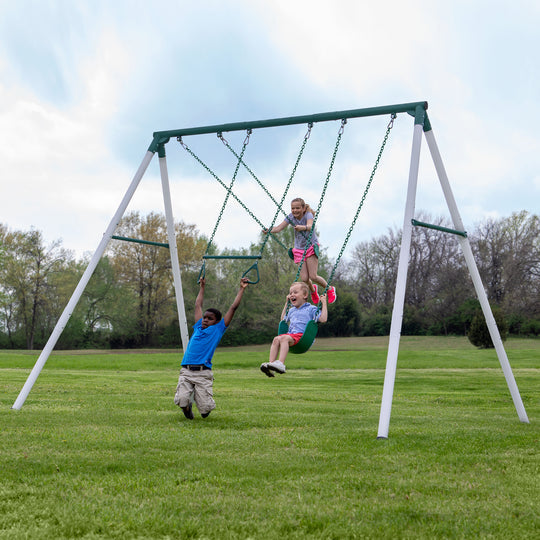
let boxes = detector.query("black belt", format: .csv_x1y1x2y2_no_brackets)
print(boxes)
184,365,211,371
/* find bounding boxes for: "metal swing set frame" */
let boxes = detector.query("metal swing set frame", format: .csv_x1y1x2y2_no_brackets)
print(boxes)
11,101,529,441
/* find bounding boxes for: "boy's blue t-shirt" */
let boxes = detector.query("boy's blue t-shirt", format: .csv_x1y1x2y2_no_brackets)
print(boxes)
181,318,227,369
285,303,321,334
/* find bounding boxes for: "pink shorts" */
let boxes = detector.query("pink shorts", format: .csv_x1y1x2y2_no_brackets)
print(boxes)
292,245,318,264
287,332,304,345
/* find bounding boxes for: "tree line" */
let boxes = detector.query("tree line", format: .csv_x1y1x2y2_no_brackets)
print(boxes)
1,210,538,350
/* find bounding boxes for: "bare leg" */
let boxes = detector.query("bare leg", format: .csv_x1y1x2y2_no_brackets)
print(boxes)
269,336,281,363
299,264,317,294
278,338,291,363
269,334,294,365
306,255,327,289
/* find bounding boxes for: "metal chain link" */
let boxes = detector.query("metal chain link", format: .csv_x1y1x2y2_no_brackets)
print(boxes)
180,113,395,290
294,119,347,286
178,136,290,252
325,113,396,289
220,123,314,245
203,131,250,255
258,122,313,254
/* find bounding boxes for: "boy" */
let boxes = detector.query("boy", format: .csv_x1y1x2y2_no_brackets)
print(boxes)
174,277,249,419
260,281,327,377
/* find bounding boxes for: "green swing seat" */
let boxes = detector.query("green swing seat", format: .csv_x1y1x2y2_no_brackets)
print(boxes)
278,319,318,354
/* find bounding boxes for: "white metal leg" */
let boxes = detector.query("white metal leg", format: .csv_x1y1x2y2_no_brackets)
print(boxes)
11,151,155,410
377,123,424,438
159,155,189,350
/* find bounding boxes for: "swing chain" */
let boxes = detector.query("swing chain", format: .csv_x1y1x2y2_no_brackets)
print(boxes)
326,113,397,288
258,122,314,255
204,130,251,254
179,137,290,252
219,123,314,252
293,118,346,290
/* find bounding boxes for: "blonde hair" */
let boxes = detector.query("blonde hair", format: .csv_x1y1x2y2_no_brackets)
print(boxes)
291,197,316,218
290,281,310,299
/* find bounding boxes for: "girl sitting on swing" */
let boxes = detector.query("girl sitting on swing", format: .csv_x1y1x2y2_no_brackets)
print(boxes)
264,197,337,305
260,281,328,377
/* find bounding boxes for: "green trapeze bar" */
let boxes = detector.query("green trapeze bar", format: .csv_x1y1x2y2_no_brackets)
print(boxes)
112,235,170,248
148,101,428,152
203,255,262,260
411,219,467,238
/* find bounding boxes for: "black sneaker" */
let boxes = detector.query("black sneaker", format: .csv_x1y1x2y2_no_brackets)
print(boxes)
182,404,194,420
260,362,274,377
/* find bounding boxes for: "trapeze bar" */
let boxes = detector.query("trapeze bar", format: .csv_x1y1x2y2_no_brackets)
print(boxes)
148,101,428,151
203,255,262,260
112,235,170,248
411,219,467,238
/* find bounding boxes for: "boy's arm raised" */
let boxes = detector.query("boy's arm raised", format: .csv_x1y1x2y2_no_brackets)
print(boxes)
194,278,205,322
223,278,250,327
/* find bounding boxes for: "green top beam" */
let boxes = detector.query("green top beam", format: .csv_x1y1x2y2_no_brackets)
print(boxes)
148,101,428,153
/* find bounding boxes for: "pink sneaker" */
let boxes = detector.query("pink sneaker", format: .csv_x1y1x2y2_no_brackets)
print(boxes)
310,285,319,304
327,286,337,304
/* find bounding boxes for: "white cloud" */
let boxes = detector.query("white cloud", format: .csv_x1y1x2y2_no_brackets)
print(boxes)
0,27,139,254
1,0,539,263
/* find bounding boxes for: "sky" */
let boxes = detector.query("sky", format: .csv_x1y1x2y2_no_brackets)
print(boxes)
1,0,539,262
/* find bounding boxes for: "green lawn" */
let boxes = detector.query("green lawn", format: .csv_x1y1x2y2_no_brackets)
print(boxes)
1,337,538,539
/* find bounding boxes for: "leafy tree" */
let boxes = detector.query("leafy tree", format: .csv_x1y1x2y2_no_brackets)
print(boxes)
472,211,540,317
109,212,177,346
467,306,508,349
108,211,209,347
56,257,136,349
360,304,392,336
318,291,361,337
0,227,71,349
349,228,400,308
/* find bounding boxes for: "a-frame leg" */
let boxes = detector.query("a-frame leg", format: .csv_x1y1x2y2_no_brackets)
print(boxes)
377,120,424,439
158,149,189,349
424,128,529,424
377,121,530,437
12,151,156,410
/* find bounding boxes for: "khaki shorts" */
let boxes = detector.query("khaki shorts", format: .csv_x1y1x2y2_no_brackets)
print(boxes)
174,368,216,415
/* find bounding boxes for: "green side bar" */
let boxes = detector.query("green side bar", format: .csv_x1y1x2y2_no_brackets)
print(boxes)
112,235,170,248
203,255,262,260
411,219,467,238
148,101,428,152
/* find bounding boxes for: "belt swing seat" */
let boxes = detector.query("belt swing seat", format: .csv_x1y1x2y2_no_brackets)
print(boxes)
278,319,319,354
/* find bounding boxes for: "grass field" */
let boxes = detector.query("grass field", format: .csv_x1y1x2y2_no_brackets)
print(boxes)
1,336,539,539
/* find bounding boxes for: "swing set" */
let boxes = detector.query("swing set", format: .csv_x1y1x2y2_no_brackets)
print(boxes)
11,101,529,441
179,112,396,354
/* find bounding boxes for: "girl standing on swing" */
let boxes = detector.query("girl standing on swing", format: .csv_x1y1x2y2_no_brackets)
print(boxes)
264,197,337,304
